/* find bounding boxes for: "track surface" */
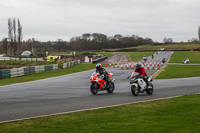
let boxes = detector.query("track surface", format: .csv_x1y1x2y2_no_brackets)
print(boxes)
101,52,129,63
0,51,200,122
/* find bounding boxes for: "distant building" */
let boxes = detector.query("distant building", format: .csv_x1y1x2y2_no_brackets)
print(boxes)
21,51,32,56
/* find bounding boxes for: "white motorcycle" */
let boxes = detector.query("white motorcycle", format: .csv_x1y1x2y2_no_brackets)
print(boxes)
127,72,154,96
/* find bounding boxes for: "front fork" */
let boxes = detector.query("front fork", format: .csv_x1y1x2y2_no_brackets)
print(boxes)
131,83,140,91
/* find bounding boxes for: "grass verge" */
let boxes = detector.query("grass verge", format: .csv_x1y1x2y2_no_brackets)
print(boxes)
0,64,96,86
0,94,200,133
169,51,200,63
0,60,55,69
126,52,155,62
155,65,200,79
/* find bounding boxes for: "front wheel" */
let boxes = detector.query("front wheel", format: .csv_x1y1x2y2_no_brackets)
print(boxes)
107,82,115,93
90,82,99,95
146,83,154,95
131,85,139,96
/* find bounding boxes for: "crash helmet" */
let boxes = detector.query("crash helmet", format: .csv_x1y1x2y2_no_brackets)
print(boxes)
136,64,141,70
96,64,102,70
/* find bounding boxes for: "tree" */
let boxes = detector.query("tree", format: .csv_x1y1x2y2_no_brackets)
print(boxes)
198,26,200,41
7,18,23,55
0,38,8,54
163,37,173,44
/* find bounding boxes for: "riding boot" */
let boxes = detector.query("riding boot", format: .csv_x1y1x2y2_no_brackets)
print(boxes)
143,77,149,89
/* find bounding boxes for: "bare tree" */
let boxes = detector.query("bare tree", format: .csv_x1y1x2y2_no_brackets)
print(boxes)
7,18,23,55
198,26,200,41
163,37,173,44
17,18,23,43
0,38,8,54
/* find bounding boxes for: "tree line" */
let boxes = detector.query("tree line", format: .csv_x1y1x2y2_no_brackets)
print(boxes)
69,33,154,51
1,18,200,55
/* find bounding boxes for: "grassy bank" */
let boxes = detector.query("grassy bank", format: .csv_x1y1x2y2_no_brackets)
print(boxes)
104,42,200,52
155,65,200,79
169,51,200,63
0,60,55,69
0,64,96,86
126,52,155,62
1,94,199,133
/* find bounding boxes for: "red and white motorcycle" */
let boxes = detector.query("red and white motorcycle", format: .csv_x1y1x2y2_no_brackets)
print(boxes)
90,72,115,94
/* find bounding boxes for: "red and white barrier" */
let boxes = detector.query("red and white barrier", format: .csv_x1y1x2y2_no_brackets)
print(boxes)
106,62,164,70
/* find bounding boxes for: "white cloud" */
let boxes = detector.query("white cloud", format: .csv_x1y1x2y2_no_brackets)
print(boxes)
0,0,200,42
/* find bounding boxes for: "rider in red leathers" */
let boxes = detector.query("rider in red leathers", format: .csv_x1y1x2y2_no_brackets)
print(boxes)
134,64,149,88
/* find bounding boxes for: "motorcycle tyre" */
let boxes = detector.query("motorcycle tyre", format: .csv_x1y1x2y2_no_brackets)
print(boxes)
131,85,139,96
107,82,115,93
146,83,154,95
90,82,99,95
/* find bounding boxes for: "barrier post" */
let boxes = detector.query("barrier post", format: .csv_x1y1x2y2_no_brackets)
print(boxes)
147,64,150,70
121,62,124,69
117,63,119,67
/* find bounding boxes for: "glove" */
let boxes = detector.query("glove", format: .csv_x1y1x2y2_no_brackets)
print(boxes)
141,75,144,78
127,76,130,79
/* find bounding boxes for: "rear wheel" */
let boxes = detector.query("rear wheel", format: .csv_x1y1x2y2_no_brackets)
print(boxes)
107,82,115,93
146,83,154,95
131,85,139,96
90,82,99,95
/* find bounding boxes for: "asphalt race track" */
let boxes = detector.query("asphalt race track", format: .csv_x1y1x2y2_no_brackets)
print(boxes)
0,51,200,123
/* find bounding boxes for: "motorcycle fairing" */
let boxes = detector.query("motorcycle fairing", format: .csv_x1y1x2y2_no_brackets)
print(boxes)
98,79,106,90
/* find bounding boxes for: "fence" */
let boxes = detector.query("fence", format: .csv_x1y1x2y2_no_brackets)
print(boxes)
63,60,80,68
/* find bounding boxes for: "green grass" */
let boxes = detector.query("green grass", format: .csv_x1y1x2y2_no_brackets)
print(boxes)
0,60,56,69
126,52,155,62
1,94,200,133
169,51,200,63
155,65,200,79
110,42,200,51
0,64,96,86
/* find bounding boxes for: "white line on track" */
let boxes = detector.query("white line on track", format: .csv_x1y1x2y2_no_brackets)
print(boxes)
1,93,199,124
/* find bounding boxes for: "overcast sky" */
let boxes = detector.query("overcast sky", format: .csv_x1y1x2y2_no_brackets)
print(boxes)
0,0,200,42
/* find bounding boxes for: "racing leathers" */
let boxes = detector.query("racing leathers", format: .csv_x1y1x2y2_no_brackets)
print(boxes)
96,67,109,87
134,67,149,88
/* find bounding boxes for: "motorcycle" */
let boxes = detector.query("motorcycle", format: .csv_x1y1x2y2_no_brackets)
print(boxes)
90,72,115,94
182,58,189,64
127,72,154,96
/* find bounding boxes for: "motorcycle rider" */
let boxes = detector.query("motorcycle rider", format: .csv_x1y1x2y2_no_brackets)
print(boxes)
134,64,149,90
96,64,109,87
143,55,147,62
152,54,154,59
162,58,166,63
